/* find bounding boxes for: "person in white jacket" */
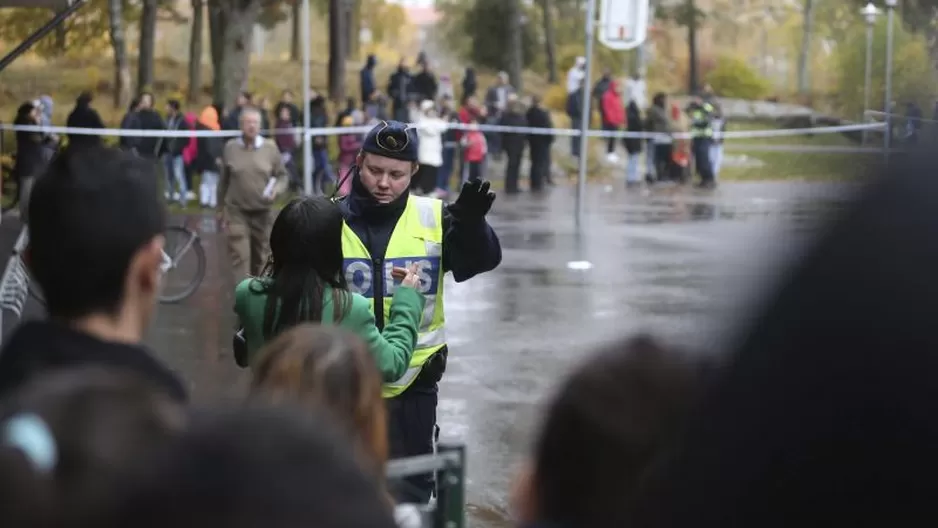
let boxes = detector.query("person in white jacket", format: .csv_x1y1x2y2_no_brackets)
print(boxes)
412,99,448,196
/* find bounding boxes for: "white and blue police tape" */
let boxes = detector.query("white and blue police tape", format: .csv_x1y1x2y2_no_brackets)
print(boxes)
0,121,885,143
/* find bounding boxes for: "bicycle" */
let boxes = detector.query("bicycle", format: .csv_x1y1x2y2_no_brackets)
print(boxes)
22,223,206,306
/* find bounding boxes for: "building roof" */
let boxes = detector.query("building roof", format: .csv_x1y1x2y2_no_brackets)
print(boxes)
405,6,441,26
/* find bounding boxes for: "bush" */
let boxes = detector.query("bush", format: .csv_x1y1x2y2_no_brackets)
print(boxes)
542,83,569,113
705,56,771,99
834,19,936,119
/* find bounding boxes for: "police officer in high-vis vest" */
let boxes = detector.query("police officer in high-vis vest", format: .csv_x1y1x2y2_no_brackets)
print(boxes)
688,97,716,189
338,120,502,504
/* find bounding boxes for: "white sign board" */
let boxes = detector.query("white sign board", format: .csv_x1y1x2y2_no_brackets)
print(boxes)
598,0,649,51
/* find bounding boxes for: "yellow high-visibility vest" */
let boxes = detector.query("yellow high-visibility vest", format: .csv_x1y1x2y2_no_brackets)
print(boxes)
341,195,446,398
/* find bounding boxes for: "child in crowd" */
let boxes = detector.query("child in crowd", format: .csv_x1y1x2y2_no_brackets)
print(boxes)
461,117,488,182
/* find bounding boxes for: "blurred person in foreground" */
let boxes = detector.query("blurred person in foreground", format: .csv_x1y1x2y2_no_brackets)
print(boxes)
0,146,186,402
628,152,938,528
0,367,185,527
336,120,501,503
512,335,708,528
251,325,390,491
110,406,397,528
219,106,288,280
251,325,428,526
233,196,424,378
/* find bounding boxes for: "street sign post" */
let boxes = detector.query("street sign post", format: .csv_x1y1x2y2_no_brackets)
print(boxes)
598,0,650,50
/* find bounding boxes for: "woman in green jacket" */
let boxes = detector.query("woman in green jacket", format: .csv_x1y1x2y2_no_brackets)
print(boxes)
234,196,425,381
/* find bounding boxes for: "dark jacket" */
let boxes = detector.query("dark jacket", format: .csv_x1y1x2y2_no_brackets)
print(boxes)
411,70,439,103
162,113,187,157
337,171,501,388
307,96,329,151
624,101,643,154
338,170,500,322
193,122,223,173
566,88,584,121
0,321,187,402
499,109,527,155
119,110,142,151
14,117,45,180
526,105,554,148
360,55,377,104
462,68,477,101
387,68,412,110
65,96,105,148
135,108,166,159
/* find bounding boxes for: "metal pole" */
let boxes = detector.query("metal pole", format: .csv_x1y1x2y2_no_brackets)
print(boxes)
575,0,597,231
862,23,873,145
301,0,313,196
883,5,895,163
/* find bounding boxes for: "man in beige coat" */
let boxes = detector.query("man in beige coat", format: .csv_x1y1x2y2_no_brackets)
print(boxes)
218,106,287,279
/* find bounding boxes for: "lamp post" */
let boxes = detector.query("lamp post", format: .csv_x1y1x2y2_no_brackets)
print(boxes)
883,0,897,162
861,2,879,145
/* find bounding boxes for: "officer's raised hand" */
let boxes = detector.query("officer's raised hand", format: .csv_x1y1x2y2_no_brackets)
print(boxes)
451,179,496,222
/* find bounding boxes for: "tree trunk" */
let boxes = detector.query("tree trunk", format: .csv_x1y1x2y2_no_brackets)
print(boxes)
208,2,224,104
108,0,132,109
540,0,557,83
328,0,347,101
138,0,157,91
54,21,67,56
507,0,524,91
796,0,815,95
290,0,300,62
188,0,204,103
209,0,262,109
687,0,699,94
349,0,361,60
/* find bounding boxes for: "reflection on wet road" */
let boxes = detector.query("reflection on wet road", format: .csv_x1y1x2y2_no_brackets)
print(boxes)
1,181,854,527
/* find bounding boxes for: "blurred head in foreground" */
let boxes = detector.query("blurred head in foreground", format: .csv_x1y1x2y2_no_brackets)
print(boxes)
512,335,708,528
250,324,387,483
628,152,938,527
112,405,395,528
0,368,185,527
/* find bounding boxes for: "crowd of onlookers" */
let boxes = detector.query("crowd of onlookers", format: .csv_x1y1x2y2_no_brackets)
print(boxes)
9,51,731,212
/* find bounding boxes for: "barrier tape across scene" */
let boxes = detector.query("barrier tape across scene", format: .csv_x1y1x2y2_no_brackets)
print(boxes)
0,121,885,143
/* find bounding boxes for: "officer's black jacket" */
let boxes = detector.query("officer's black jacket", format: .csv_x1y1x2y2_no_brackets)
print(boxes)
337,170,501,327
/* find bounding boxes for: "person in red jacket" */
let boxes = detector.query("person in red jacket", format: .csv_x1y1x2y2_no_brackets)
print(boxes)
601,80,626,162
461,117,488,182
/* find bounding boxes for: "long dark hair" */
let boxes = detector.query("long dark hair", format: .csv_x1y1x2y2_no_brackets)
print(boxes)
252,196,351,339
14,102,36,126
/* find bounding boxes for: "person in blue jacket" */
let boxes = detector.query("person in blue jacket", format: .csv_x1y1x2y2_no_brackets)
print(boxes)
337,120,501,504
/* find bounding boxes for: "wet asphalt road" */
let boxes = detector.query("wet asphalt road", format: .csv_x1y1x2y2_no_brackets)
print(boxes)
0,180,855,527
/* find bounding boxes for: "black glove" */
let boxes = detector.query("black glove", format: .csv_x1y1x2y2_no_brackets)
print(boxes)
451,179,495,221
232,327,248,369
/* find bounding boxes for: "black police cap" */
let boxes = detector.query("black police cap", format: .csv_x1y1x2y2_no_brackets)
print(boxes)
362,120,419,162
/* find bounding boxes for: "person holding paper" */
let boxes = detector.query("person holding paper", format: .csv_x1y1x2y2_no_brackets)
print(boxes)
218,106,288,279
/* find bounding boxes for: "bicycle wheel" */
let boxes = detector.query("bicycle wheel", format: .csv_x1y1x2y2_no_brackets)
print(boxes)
159,226,206,304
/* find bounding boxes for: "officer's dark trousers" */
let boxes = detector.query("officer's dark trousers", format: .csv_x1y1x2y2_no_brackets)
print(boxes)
692,138,714,185
388,385,438,504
